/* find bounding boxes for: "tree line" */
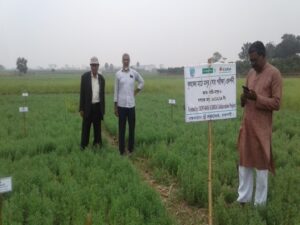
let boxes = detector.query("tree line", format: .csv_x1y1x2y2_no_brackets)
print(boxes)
158,33,300,76
237,33,300,76
2,33,299,76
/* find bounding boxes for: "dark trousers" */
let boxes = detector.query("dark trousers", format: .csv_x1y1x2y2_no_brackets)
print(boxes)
118,107,135,154
81,103,102,149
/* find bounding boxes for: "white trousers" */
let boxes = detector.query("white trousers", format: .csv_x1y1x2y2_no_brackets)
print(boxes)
237,166,268,205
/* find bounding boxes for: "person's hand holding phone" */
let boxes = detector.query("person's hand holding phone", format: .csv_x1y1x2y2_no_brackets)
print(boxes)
243,85,257,101
242,85,250,94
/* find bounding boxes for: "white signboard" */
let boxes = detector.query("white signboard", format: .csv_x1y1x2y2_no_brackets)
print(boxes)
168,99,176,105
184,63,236,122
19,107,29,113
22,93,29,97
0,177,12,193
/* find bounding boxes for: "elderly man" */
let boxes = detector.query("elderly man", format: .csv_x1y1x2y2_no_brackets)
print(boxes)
114,53,144,155
79,57,105,150
237,41,282,205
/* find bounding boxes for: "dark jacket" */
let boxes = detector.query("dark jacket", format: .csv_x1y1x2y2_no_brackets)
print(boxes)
79,71,105,120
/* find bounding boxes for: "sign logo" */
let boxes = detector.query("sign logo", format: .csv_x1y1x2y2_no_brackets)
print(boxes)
219,66,232,73
202,67,213,74
190,67,195,77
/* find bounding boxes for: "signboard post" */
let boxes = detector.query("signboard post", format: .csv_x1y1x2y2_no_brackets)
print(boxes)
0,177,12,225
184,63,236,225
0,194,2,225
168,99,176,121
22,92,29,107
21,92,29,136
19,107,28,136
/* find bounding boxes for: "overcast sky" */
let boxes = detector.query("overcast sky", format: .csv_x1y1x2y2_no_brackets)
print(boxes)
0,0,300,69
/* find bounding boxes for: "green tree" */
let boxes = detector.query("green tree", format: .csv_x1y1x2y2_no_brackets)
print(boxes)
16,57,28,74
49,64,57,72
266,42,276,59
211,52,222,63
274,34,300,58
0,64,5,70
109,63,114,72
104,62,109,71
238,42,252,61
236,60,251,76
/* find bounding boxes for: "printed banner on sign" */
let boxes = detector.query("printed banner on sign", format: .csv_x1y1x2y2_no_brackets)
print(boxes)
184,63,236,122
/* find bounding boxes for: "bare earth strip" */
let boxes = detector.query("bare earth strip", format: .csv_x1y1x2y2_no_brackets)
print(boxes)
102,128,208,225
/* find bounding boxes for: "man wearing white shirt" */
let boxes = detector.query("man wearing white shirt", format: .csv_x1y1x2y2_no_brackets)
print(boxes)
114,53,144,155
79,57,105,150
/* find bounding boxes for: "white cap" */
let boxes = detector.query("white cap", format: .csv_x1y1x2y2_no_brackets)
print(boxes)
90,56,99,65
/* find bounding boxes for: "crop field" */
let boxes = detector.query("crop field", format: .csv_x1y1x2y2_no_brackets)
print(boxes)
0,73,299,225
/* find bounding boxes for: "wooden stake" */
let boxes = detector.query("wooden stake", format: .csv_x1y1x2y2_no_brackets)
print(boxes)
0,194,3,225
208,120,213,225
22,92,28,136
84,212,92,225
24,95,27,107
23,113,27,137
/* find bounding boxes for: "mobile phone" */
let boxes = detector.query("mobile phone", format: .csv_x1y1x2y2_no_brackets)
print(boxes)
242,85,250,92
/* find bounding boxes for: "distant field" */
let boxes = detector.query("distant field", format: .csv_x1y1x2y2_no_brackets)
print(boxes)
0,73,299,224
0,73,299,111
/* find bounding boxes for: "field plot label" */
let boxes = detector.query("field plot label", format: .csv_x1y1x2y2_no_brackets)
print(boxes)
22,92,29,97
184,63,236,122
0,177,12,193
19,107,29,113
168,99,176,104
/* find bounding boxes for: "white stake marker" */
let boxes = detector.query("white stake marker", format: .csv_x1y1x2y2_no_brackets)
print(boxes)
0,177,12,194
19,107,29,113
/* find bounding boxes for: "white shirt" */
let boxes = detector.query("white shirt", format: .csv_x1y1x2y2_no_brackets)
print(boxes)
114,68,144,108
91,73,100,103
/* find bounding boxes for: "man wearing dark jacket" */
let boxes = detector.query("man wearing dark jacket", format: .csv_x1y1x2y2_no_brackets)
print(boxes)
79,56,105,150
